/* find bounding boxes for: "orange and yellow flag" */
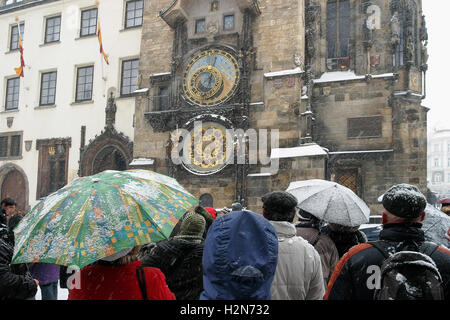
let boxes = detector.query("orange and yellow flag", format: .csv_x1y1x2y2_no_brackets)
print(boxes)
97,22,109,65
14,33,25,77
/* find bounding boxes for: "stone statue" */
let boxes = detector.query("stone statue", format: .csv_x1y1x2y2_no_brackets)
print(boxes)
421,41,429,68
420,15,428,42
294,54,302,67
105,92,117,129
390,12,401,46
406,34,414,64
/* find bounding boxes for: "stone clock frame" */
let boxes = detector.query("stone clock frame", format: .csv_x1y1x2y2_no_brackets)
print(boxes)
144,2,260,205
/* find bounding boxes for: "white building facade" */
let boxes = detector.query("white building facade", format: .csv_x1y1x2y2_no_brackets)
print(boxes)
0,0,142,212
427,125,450,200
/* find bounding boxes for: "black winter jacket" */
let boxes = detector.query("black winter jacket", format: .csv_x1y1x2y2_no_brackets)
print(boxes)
324,223,450,300
141,236,204,300
0,209,6,226
0,223,37,300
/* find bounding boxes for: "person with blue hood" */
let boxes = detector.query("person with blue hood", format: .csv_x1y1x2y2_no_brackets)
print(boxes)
200,210,278,300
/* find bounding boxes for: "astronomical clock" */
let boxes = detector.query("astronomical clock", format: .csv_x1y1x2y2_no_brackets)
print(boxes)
182,48,240,107
173,46,244,176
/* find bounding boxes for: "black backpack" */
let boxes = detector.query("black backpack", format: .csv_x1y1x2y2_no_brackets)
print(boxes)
370,240,444,300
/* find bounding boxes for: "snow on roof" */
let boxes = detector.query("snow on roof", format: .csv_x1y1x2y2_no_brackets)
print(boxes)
329,149,394,155
271,143,327,159
129,158,155,166
264,67,303,78
313,71,396,84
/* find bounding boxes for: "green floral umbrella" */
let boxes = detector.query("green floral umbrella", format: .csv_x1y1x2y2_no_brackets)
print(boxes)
12,170,198,269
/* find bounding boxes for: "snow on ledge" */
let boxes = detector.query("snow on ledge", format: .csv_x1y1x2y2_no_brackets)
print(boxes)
247,172,273,177
150,72,171,77
129,158,155,166
329,149,394,155
271,143,327,159
264,67,303,78
313,71,396,84
133,88,149,94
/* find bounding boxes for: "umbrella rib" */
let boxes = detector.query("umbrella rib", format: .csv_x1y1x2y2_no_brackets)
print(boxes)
130,197,167,239
341,192,354,227
321,191,336,223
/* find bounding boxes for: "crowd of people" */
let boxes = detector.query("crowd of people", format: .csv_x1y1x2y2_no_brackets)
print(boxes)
1,183,449,301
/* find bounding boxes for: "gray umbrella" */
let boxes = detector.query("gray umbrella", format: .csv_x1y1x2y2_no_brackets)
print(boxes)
423,204,450,248
286,179,370,227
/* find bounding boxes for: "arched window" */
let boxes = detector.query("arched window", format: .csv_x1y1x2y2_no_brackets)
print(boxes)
199,193,214,208
326,0,350,70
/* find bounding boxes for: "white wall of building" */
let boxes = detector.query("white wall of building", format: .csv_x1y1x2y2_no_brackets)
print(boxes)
427,126,450,198
0,0,142,209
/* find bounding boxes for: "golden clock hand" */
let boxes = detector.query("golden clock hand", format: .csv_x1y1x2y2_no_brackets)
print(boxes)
207,56,217,87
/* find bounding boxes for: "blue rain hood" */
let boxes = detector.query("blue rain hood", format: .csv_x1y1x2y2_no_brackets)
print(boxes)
200,210,278,300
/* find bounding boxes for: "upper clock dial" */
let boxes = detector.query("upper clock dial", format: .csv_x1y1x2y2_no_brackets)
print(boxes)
183,48,240,107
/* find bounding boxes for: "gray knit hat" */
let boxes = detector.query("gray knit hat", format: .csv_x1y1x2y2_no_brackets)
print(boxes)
179,212,206,238
382,184,427,219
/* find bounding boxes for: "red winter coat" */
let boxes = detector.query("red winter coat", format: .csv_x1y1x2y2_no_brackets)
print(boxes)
68,261,175,300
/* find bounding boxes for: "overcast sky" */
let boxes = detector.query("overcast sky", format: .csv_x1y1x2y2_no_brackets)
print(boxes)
422,1,449,131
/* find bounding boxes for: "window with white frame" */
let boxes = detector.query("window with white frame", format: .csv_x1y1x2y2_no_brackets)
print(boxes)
45,16,61,43
40,71,57,106
80,8,98,37
75,66,94,102
125,0,143,28
5,77,20,110
10,23,24,51
121,59,139,96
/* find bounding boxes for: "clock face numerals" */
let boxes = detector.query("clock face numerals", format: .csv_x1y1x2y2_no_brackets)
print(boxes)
183,48,240,106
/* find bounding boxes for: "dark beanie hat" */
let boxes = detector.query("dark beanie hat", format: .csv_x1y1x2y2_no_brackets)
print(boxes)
179,212,206,237
262,191,298,216
382,184,427,219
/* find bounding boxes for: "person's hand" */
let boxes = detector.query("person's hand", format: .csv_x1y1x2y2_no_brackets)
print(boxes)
34,279,39,287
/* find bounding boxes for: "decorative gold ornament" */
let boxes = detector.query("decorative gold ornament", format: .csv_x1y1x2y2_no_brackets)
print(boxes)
183,48,240,107
189,125,226,169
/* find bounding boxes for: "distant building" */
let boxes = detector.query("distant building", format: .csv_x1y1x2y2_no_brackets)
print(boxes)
0,0,141,211
427,125,450,200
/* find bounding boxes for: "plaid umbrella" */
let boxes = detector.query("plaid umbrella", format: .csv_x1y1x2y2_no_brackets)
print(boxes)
12,170,198,269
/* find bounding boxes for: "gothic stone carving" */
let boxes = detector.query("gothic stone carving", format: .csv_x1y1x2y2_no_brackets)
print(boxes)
78,127,133,177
